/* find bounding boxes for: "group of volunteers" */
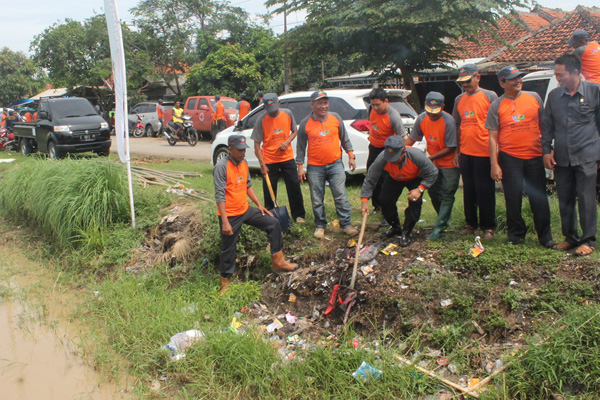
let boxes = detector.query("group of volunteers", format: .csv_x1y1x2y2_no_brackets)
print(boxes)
213,29,600,293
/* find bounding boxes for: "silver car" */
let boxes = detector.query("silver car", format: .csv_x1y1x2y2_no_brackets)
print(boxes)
210,88,420,174
128,101,173,137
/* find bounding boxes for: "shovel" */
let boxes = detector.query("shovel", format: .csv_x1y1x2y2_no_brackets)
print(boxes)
350,212,369,290
264,173,291,232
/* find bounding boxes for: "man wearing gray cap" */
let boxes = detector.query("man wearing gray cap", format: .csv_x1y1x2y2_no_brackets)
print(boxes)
251,93,306,223
405,91,459,241
452,63,498,239
213,134,297,294
542,54,600,256
360,136,438,246
568,29,600,84
486,65,554,247
296,89,358,239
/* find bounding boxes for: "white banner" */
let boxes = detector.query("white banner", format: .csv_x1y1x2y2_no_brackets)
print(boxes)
104,0,129,163
104,0,136,226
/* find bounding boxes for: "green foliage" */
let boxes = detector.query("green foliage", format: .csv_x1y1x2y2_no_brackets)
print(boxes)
429,324,465,350
505,303,600,399
0,47,46,105
0,158,130,250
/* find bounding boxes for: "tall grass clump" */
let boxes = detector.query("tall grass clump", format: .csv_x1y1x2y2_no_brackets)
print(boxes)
0,158,129,249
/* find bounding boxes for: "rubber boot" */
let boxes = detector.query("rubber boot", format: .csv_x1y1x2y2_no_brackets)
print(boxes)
271,250,297,272
428,202,453,241
384,224,402,238
219,276,231,296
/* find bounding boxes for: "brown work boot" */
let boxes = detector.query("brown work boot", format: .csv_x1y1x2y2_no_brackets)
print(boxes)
271,250,297,272
461,225,477,235
482,229,495,240
219,276,231,296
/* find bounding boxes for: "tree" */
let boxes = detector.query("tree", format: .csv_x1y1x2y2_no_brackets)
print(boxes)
0,48,46,106
266,0,533,104
31,15,151,111
185,44,262,97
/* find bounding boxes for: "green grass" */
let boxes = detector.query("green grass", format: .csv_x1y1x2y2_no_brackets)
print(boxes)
2,154,600,399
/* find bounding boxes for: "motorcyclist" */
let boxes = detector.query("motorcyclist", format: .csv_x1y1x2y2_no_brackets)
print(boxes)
169,101,184,138
4,110,19,131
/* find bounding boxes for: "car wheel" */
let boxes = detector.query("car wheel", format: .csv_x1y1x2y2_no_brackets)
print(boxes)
213,146,228,165
94,149,110,157
187,128,198,147
48,141,62,160
132,126,144,138
144,125,154,137
20,138,32,156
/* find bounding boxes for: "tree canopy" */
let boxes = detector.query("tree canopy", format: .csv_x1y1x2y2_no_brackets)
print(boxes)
0,48,46,106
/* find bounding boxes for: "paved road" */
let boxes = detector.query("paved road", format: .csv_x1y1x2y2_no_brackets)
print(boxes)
110,136,213,162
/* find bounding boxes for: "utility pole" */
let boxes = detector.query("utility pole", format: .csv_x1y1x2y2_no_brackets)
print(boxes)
284,5,290,94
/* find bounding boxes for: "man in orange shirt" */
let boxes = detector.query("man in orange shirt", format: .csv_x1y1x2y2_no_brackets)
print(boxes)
452,63,498,239
236,93,251,121
486,65,554,247
296,90,358,239
251,93,305,223
568,30,600,84
367,87,405,215
156,99,165,137
360,136,438,246
405,92,459,241
213,134,297,294
211,95,226,142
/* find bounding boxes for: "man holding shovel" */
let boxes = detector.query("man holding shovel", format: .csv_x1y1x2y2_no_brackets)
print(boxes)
251,93,306,223
360,136,438,246
213,135,297,295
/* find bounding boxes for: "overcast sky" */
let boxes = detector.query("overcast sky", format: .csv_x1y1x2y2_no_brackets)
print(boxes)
0,0,596,55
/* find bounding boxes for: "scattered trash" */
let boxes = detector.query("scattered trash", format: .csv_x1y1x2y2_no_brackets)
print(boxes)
332,219,339,227
347,239,357,248
162,329,205,361
230,317,242,330
471,320,485,335
287,334,300,344
509,280,518,287
440,299,453,307
358,244,380,263
468,378,481,388
361,265,374,275
351,338,362,349
352,361,383,383
469,236,485,257
381,243,398,255
447,363,458,374
288,293,297,303
416,257,425,262
285,312,298,324
267,319,284,333
437,357,450,366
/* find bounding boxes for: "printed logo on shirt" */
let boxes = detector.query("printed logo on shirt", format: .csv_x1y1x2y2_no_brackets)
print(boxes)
236,176,244,183
512,114,526,122
464,110,475,118
319,130,331,137
591,47,599,55
427,135,438,142
371,123,379,131
273,128,283,135
395,174,406,179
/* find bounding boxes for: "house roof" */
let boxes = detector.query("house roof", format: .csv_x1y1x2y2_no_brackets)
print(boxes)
454,8,564,59
489,6,600,63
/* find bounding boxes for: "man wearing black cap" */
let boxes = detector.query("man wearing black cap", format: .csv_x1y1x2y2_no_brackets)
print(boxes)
213,134,297,294
405,91,459,241
542,53,600,256
568,29,600,84
360,136,438,246
453,63,498,239
486,65,554,247
251,93,306,223
296,89,358,239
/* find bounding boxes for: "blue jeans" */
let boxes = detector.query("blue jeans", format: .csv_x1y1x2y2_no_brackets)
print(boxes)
307,159,352,229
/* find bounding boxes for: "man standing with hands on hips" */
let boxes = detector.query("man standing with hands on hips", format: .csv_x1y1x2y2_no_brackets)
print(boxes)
251,93,306,223
296,90,358,239
486,65,554,247
542,54,600,256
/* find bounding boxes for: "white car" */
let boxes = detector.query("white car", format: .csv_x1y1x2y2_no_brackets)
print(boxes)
210,88,419,174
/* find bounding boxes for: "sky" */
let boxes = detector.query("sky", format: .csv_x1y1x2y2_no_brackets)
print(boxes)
0,0,597,55
0,0,307,54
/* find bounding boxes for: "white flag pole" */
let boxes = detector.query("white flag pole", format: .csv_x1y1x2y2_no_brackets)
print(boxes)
104,0,136,227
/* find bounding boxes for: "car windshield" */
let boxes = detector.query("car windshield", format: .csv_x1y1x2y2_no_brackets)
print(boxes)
210,100,237,110
49,99,97,119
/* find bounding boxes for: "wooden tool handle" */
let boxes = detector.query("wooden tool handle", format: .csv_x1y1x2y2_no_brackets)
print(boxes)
264,173,278,208
350,212,369,290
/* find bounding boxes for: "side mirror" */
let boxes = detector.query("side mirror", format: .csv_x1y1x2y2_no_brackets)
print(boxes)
38,111,49,120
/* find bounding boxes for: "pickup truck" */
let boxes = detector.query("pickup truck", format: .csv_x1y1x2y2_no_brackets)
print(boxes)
163,96,238,140
13,97,111,159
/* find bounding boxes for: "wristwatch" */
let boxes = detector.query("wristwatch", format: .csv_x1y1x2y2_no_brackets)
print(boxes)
418,187,424,193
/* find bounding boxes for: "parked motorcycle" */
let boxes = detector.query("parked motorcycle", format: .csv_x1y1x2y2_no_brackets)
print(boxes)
164,115,198,146
132,115,145,138
0,127,18,152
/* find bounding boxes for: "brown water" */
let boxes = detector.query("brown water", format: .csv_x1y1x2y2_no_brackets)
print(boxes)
0,248,133,400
